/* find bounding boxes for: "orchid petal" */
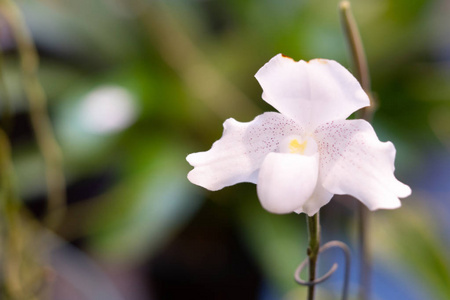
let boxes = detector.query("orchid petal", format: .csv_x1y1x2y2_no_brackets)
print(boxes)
294,184,334,216
187,112,304,191
255,54,369,129
315,119,411,210
257,152,319,214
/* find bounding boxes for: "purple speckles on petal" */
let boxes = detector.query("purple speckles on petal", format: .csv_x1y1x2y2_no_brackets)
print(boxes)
312,118,410,210
316,119,381,172
244,112,304,160
186,112,304,190
314,120,360,170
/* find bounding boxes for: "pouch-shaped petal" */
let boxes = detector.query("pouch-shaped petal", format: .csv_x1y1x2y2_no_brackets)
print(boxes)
294,183,334,216
255,54,369,129
315,119,411,210
257,152,319,214
187,112,304,191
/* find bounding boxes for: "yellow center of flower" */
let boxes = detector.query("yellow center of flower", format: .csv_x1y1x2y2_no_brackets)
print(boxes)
289,139,308,154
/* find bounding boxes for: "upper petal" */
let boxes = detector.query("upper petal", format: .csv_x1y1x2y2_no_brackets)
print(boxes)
187,112,304,191
255,54,370,129
257,152,319,214
315,119,411,210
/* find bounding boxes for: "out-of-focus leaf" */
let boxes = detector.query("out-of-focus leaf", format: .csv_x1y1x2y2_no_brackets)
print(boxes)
408,65,450,103
84,138,203,264
371,198,450,300
234,195,306,293
36,61,85,102
12,147,46,200
20,0,139,62
430,106,450,150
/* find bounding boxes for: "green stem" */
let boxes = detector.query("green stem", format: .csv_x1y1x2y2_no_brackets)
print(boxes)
0,47,13,131
306,213,321,300
340,2,374,300
357,202,370,300
0,0,67,230
339,1,370,90
0,129,24,299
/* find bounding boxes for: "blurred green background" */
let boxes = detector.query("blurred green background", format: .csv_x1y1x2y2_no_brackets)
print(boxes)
1,0,450,299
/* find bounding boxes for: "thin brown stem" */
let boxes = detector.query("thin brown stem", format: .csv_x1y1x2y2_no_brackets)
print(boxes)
340,0,375,122
0,129,51,299
340,2,374,300
0,129,24,299
339,1,370,91
0,0,67,230
0,47,13,131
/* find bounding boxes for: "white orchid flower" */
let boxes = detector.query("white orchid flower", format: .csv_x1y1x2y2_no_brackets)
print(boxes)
186,54,411,215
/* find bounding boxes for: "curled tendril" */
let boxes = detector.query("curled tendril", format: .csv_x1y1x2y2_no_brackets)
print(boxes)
295,240,351,300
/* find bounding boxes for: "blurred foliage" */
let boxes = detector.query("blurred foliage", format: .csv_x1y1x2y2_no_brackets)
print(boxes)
235,194,307,293
371,197,450,300
0,0,449,299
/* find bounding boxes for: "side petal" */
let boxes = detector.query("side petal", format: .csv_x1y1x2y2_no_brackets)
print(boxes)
187,112,304,191
255,54,369,129
294,184,334,216
257,152,319,214
315,119,411,210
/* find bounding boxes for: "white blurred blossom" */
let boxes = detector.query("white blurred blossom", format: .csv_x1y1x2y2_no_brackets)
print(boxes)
79,85,137,134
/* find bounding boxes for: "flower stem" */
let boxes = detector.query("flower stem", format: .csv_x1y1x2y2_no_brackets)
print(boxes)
339,1,369,90
340,2,374,300
306,213,321,300
357,202,370,300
